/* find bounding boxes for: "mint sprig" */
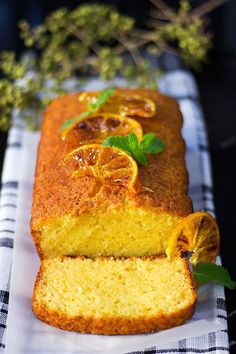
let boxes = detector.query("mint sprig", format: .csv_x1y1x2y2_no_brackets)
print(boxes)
87,88,115,112
60,87,115,132
103,132,164,166
193,263,236,290
60,111,90,132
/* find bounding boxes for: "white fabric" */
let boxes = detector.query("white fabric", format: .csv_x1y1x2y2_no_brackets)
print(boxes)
0,71,229,353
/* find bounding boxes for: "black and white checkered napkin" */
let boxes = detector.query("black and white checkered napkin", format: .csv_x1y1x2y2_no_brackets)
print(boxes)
0,58,230,353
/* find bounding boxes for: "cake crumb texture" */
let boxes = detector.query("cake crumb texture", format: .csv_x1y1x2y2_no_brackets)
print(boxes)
32,256,197,334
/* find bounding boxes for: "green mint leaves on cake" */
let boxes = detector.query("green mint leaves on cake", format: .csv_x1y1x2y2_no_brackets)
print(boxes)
60,87,115,132
103,133,164,166
61,111,91,132
86,88,115,112
193,263,236,289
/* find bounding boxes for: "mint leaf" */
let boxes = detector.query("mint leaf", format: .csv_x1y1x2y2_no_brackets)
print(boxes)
103,134,147,165
193,263,236,290
60,111,90,132
127,132,139,150
132,149,148,166
140,133,165,154
139,133,156,150
103,132,164,166
102,136,132,155
61,88,115,132
127,133,147,165
87,87,115,112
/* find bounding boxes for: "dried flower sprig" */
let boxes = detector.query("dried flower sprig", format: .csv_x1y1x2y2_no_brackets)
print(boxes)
0,0,226,131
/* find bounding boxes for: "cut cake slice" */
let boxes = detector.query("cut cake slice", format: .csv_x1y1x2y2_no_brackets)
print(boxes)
32,256,197,334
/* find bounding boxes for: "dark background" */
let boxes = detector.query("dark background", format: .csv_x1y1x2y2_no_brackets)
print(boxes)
0,0,236,351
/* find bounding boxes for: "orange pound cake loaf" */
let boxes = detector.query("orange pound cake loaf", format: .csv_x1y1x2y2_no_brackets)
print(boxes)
31,88,193,259
32,256,197,334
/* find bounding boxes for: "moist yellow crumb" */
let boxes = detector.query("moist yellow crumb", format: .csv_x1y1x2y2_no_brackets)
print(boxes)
32,256,197,334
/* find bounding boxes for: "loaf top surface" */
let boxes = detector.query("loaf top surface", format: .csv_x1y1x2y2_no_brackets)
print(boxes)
31,88,193,228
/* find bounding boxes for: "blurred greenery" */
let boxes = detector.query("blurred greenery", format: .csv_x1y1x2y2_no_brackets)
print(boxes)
0,0,223,131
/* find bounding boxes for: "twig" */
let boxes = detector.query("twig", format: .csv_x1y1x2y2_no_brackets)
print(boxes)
65,24,101,55
130,30,158,43
149,9,169,21
190,0,228,19
149,0,176,20
129,26,180,58
146,18,167,29
114,32,148,51
113,34,144,65
152,40,180,57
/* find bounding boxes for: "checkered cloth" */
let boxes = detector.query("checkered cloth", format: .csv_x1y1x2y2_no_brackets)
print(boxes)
0,55,230,353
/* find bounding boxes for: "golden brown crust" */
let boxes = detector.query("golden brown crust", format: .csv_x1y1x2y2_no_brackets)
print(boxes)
32,301,196,334
31,88,192,234
32,256,197,335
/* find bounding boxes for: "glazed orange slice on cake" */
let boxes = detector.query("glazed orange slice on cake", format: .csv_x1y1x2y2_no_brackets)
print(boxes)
61,113,143,143
62,144,139,191
166,211,220,266
77,91,156,118
117,92,156,118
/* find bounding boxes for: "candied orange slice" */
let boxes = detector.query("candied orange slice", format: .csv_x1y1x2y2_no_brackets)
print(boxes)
61,113,143,143
118,93,156,118
166,211,220,266
62,144,139,191
77,92,156,118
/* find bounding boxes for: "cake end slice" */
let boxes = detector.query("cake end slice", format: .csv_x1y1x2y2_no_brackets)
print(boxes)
32,256,197,335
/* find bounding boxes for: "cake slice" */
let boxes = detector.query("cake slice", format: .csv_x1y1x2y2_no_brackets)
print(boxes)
32,256,197,334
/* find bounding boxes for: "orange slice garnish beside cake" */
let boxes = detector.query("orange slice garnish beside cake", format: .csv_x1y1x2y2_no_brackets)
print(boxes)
61,113,143,143
62,144,139,191
77,91,156,118
166,211,220,266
